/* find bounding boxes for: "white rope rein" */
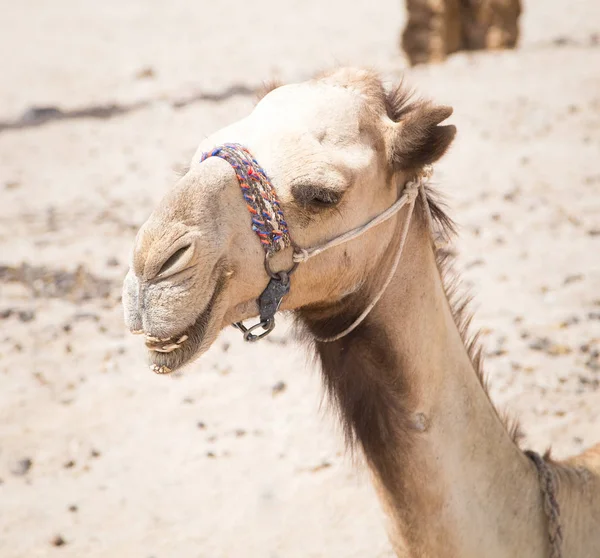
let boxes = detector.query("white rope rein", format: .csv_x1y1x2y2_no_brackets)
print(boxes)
293,166,434,343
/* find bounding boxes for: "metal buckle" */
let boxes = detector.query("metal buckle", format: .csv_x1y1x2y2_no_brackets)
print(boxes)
264,251,298,280
232,319,275,342
232,270,291,342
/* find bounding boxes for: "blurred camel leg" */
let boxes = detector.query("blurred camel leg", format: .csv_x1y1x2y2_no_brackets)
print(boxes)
401,0,521,65
461,0,521,50
401,0,462,65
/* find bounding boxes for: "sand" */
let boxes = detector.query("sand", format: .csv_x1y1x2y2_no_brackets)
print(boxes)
1,0,599,556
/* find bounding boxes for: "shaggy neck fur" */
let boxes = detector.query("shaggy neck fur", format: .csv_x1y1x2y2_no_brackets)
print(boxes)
298,197,600,558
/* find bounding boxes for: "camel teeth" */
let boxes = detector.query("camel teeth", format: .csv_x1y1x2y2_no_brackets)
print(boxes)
145,335,174,342
151,343,181,353
150,364,172,375
132,329,144,335
177,335,188,343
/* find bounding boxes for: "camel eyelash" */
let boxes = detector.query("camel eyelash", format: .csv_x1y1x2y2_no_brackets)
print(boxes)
291,183,343,208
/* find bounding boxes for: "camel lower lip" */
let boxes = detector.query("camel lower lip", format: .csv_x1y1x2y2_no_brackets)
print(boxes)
146,283,221,374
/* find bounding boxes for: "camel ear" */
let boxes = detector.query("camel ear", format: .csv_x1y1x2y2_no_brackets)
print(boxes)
388,103,456,171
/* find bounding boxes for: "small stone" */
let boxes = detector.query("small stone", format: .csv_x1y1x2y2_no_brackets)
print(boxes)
51,535,66,547
18,309,35,322
90,449,101,458
271,381,286,396
64,460,75,469
68,505,78,513
579,375,600,389
11,458,32,476
33,372,49,385
234,429,246,438
197,422,206,430
585,354,600,371
559,316,579,328
529,337,550,351
563,274,583,285
552,36,572,46
0,308,13,319
546,344,572,356
106,257,119,267
568,215,582,227
310,461,332,473
135,66,155,79
584,175,600,185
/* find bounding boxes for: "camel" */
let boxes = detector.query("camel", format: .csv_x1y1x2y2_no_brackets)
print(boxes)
402,0,521,65
123,68,600,557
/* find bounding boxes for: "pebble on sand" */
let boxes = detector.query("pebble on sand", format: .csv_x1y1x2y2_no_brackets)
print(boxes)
11,458,32,476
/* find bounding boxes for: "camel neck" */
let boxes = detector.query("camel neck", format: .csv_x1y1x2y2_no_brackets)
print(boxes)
298,204,549,557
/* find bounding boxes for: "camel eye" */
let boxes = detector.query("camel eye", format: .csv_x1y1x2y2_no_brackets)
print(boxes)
292,184,341,209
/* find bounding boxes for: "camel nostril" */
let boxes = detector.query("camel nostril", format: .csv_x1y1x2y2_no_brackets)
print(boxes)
157,244,192,277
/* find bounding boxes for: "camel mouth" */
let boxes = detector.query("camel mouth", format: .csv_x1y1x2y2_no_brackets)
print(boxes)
144,278,224,374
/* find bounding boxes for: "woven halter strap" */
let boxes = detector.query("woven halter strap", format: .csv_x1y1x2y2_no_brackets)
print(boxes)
200,144,291,255
525,450,563,558
201,143,433,343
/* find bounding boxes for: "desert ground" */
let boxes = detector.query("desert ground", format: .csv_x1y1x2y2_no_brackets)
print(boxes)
1,0,599,556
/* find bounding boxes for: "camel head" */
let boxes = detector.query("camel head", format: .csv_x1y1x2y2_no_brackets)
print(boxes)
123,68,455,373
